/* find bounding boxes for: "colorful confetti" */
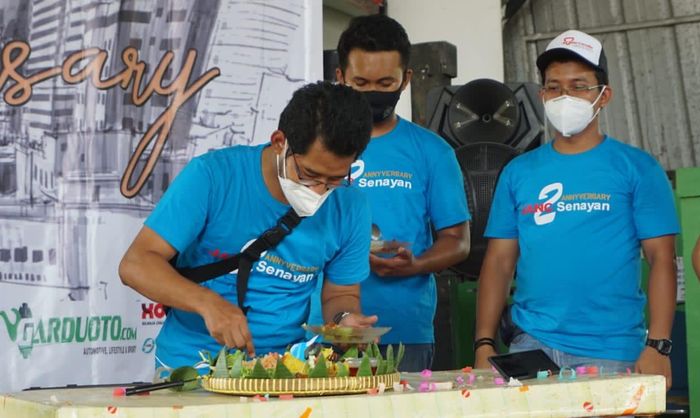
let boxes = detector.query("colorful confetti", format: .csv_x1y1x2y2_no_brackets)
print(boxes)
558,367,577,381
418,381,436,392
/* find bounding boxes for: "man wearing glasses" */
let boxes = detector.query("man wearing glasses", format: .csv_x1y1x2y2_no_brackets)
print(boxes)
119,82,378,370
474,30,678,390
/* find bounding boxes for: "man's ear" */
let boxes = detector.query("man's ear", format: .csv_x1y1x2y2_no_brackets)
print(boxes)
335,68,344,84
598,85,613,109
401,69,413,92
270,130,286,154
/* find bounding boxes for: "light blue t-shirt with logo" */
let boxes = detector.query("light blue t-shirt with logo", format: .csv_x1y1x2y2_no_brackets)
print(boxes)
310,117,470,344
485,136,679,361
145,144,371,368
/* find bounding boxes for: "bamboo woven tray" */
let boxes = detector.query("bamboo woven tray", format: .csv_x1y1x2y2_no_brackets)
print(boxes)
202,372,401,396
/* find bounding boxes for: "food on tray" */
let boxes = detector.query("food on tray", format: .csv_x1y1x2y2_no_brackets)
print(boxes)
164,325,404,396
202,342,404,380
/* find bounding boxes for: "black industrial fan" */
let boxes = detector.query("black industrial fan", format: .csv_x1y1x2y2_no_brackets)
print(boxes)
447,79,520,146
451,142,519,278
426,80,544,151
425,78,544,278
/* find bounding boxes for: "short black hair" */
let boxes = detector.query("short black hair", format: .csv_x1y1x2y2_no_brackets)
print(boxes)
278,81,372,157
539,57,608,86
337,14,411,71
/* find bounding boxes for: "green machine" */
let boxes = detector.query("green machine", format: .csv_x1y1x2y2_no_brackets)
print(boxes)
677,167,700,416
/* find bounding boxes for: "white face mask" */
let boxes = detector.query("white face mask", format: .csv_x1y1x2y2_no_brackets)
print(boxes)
544,86,606,137
276,142,333,217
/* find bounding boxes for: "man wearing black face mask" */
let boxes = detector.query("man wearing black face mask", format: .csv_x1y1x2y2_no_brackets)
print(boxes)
308,14,471,372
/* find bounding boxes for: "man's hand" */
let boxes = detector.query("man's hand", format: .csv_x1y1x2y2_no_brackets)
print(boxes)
370,247,421,277
474,345,497,369
199,294,256,357
339,312,378,328
635,346,672,390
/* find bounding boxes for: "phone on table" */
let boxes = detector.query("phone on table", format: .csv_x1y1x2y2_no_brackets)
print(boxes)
488,349,560,380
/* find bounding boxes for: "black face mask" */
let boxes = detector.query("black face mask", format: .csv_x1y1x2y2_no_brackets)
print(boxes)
362,87,402,123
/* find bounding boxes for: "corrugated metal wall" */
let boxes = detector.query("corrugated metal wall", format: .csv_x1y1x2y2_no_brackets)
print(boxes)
503,0,700,170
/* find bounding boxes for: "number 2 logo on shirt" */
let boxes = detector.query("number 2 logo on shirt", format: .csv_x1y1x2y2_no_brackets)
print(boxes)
534,182,563,226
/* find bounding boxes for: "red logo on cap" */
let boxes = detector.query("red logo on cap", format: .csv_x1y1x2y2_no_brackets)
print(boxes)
563,37,575,45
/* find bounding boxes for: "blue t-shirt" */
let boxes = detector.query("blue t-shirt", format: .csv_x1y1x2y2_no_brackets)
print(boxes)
485,136,679,361
310,117,470,343
145,144,371,368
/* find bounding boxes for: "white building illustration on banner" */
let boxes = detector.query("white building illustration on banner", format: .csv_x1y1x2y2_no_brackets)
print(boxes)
0,0,318,393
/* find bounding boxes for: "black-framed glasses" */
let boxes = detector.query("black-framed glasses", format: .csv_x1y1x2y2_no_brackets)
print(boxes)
285,148,352,190
542,84,604,98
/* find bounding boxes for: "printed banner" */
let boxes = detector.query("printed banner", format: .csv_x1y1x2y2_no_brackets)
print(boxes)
0,0,320,393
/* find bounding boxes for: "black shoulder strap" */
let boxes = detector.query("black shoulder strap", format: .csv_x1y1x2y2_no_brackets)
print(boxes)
173,208,302,314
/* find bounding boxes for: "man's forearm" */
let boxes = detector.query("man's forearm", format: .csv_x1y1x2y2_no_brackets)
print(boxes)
320,282,363,324
647,258,677,339
321,294,361,324
415,224,470,274
475,252,515,340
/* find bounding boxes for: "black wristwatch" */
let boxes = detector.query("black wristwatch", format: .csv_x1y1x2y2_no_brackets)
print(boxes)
332,311,351,325
645,338,672,356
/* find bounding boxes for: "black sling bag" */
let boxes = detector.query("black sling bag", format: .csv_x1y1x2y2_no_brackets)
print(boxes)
171,208,302,314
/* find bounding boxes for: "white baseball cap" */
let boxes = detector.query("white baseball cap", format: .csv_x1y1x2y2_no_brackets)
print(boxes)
536,29,608,84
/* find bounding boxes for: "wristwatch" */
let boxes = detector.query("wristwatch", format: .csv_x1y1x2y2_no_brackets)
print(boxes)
332,311,351,325
645,338,673,356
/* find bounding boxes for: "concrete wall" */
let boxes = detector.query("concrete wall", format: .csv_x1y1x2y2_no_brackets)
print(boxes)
322,0,505,119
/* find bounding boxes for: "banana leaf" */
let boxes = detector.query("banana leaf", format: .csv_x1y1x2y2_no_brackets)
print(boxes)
396,343,405,372
212,347,229,378
376,359,387,375
336,362,349,377
169,366,200,391
226,350,244,368
249,359,271,379
340,346,359,360
386,344,394,373
274,361,294,379
229,353,243,378
357,355,372,377
309,357,328,378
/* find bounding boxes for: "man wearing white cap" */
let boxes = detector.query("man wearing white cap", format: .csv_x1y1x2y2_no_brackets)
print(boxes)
474,29,678,389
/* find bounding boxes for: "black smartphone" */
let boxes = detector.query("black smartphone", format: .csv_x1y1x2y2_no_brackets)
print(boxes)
488,349,560,380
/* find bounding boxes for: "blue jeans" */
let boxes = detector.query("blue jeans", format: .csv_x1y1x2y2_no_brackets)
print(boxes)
379,343,434,372
510,333,635,373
